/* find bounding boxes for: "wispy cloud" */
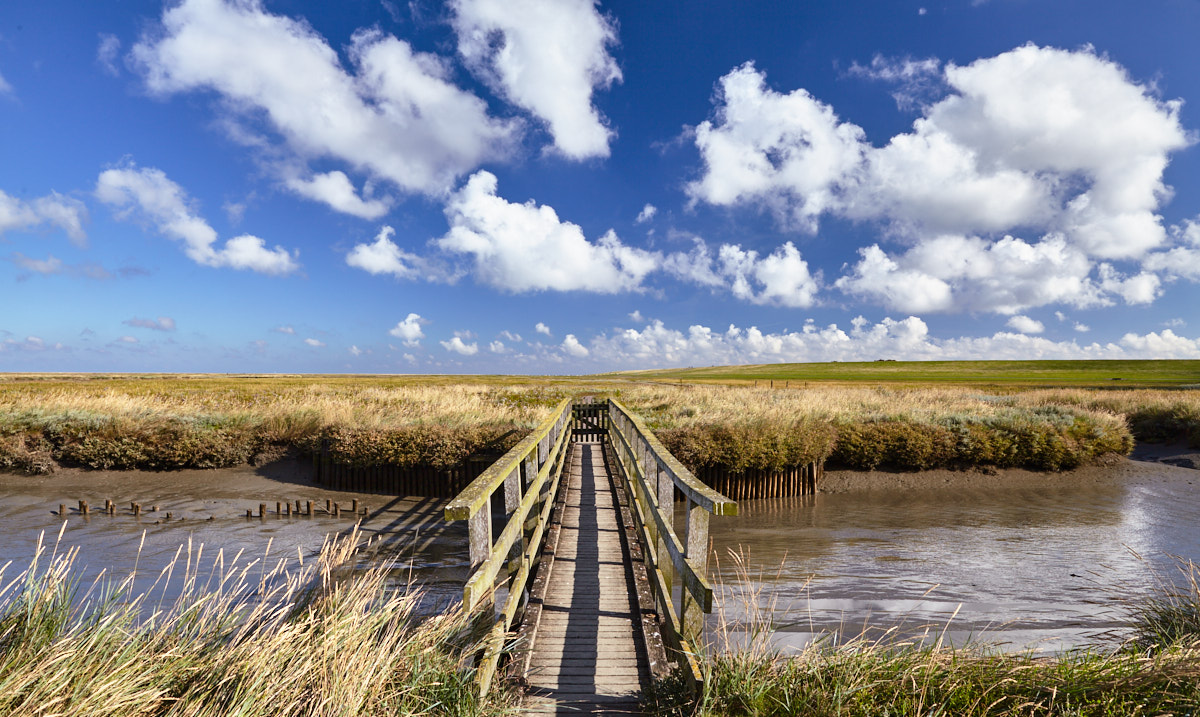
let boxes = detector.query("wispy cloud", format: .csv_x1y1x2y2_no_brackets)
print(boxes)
96,161,300,275
123,316,176,331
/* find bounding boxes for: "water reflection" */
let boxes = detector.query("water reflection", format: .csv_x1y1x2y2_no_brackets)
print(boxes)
706,466,1200,652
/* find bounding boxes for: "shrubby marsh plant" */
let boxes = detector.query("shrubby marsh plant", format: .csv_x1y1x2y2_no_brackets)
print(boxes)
2,377,1187,477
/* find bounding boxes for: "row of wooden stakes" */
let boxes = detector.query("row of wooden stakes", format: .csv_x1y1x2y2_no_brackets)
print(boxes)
245,499,368,519
61,499,171,518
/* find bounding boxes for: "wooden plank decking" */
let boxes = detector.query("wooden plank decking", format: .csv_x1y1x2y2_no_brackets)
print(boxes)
520,440,650,715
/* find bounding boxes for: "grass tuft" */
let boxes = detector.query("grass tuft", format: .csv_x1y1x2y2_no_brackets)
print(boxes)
0,528,510,717
1128,556,1200,652
649,549,1200,716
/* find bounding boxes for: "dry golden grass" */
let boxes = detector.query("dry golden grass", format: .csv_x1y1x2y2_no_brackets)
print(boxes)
2,376,1193,475
0,526,507,716
644,550,1200,716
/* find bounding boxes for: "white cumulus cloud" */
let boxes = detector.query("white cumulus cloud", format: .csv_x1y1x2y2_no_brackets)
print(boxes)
452,0,621,159
582,316,1200,368
435,171,659,293
1145,218,1200,282
133,0,519,210
304,338,325,347
535,322,551,336
665,239,820,308
0,190,89,245
388,313,426,346
440,336,479,355
286,171,392,220
635,204,657,223
835,234,1109,314
687,61,866,231
1005,315,1044,334
346,226,421,278
562,334,589,357
690,45,1192,316
96,163,298,275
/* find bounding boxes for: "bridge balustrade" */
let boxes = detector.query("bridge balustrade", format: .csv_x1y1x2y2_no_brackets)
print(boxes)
443,398,574,696
604,398,738,693
444,397,736,698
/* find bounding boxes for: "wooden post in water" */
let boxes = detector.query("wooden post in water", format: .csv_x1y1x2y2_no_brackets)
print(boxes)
306,500,312,516
259,503,266,518
60,504,66,516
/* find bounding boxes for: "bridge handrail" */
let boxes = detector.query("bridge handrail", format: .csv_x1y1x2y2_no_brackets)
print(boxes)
605,398,737,694
443,397,574,697
445,397,573,522
607,399,737,516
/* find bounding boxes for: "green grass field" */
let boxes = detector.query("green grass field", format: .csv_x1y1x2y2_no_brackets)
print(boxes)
9,359,1200,389
611,359,1200,388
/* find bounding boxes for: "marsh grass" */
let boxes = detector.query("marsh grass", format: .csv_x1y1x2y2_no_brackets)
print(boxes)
0,376,1179,476
0,525,507,716
622,385,1134,472
647,549,1200,716
1127,555,1200,652
0,379,571,473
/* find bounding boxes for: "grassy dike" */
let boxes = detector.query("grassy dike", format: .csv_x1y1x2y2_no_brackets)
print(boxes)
0,530,512,717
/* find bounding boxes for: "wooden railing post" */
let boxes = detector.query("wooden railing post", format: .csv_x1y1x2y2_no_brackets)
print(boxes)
467,503,495,640
504,453,525,580
681,499,709,643
601,398,737,696
444,398,575,698
655,455,675,596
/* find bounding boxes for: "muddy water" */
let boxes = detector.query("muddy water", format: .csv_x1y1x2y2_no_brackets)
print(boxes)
0,460,469,613
705,461,1200,653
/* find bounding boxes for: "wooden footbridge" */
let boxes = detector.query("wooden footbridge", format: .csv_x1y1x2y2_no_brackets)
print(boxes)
444,399,737,714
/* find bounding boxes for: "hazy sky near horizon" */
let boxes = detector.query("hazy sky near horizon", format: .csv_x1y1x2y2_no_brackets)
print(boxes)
3,0,1200,373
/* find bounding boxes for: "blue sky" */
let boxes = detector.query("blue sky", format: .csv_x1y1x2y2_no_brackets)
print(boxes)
3,0,1200,373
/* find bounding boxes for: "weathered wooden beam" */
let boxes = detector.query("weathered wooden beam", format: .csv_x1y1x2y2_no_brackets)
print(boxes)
681,500,710,642
462,417,571,610
445,398,572,522
608,399,738,516
608,409,714,613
